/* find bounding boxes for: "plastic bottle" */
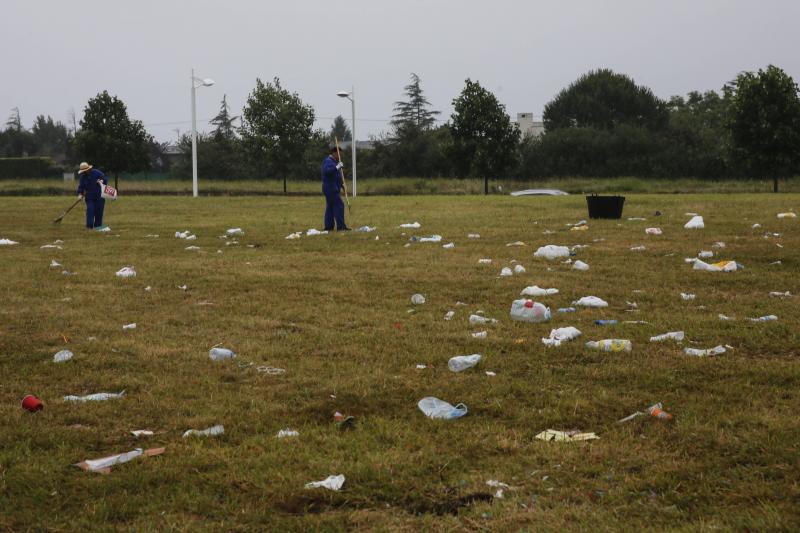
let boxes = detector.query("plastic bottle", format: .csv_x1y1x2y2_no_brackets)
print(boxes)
53,349,74,363
595,320,618,326
647,403,673,421
209,347,236,361
448,354,482,372
510,299,551,323
411,294,426,305
585,339,632,352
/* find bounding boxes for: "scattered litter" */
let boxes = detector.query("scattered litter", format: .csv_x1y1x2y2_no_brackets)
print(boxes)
182,425,224,438
49,260,62,268
448,354,482,372
399,222,421,228
444,310,455,320
0,238,19,245
712,242,726,248
144,286,152,292
567,219,587,227
630,245,646,251
131,430,154,437
533,245,571,260
226,228,244,236
115,266,136,278
770,260,782,265
684,216,705,229
500,267,513,277
469,314,497,325
144,234,159,238
418,397,468,420
693,259,740,272
510,299,551,323
22,395,43,412
752,223,762,229
411,293,426,305
185,245,200,251
305,474,345,491
175,230,194,239
572,260,590,271
769,291,791,298
209,347,236,361
645,228,662,235
75,447,165,474
748,315,778,322
698,250,714,258
478,258,492,264
306,228,328,236
95,226,111,233
595,320,618,326
585,339,632,352
417,235,442,243
442,242,455,249
777,212,796,219
487,479,510,498
618,402,673,423
485,371,496,377
276,429,300,438
122,323,136,330
513,264,526,274
471,331,487,339
628,217,646,221
570,225,588,231
650,331,685,342
680,293,696,301
718,314,734,321
506,241,526,247
684,345,726,357
285,232,301,240
468,233,480,239
557,307,576,313
535,430,599,442
256,366,286,375
53,349,74,363
520,286,559,297
40,244,62,249
541,326,582,347
415,364,427,370
64,391,126,402
572,296,608,308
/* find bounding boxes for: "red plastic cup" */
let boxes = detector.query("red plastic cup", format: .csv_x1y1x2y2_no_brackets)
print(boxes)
22,395,43,412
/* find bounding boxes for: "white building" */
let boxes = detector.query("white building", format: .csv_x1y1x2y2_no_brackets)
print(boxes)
514,113,545,138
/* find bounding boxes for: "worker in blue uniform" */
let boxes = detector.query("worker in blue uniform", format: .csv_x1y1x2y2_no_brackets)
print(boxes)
321,147,350,231
76,162,108,229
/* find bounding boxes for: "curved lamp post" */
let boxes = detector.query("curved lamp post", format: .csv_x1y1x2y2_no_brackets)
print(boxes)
336,88,356,197
191,69,215,197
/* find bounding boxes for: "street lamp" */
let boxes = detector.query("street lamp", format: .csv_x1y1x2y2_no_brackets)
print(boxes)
336,87,357,197
191,68,215,198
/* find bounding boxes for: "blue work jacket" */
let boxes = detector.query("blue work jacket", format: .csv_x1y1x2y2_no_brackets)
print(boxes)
321,156,343,195
77,168,108,200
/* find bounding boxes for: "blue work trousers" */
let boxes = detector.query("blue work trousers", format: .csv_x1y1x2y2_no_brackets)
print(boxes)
324,191,345,231
85,198,105,229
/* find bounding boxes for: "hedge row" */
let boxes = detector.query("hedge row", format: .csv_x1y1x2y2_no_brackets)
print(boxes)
0,157,64,179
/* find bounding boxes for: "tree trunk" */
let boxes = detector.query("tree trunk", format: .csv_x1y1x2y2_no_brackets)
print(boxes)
484,175,488,195
774,176,778,193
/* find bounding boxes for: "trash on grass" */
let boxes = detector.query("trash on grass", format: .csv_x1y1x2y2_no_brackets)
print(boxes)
585,339,632,352
645,228,663,235
131,430,154,437
75,447,165,474
698,250,714,258
681,293,696,301
305,474,345,491
49,260,62,268
684,345,726,357
684,216,704,229
209,347,236,361
469,314,498,325
500,267,513,277
418,397,468,420
693,259,741,272
769,291,792,298
0,238,19,245
444,310,455,320
511,299,551,323
558,307,576,313
411,293,426,305
182,425,224,438
595,320,618,326
285,232,301,240
777,212,796,219
748,315,778,322
442,242,455,249
572,296,608,308
534,245,571,260
226,228,244,236
506,241,526,247
53,349,74,363
306,228,328,236
471,331,487,339
650,331,685,342
478,258,492,264
276,429,300,438
572,260,590,271
448,354,482,372
122,323,137,330
64,391,126,402
618,402,673,423
513,264,526,274
520,286,559,297
399,222,421,228
115,266,136,278
468,233,480,239
541,326,582,347
535,429,599,442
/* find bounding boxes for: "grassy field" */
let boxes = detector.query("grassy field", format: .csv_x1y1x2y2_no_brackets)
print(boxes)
2,176,799,196
0,194,798,531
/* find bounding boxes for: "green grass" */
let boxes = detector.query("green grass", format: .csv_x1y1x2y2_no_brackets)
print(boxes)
1,194,799,531
2,176,800,196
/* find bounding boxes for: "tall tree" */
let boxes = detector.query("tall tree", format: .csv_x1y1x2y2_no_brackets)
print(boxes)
73,91,153,188
728,65,800,192
449,79,520,193
5,107,22,132
31,115,71,162
391,73,440,139
543,69,668,132
210,94,239,141
240,77,315,193
329,115,351,142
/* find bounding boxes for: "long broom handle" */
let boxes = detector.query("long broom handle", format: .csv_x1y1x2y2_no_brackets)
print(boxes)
334,137,351,210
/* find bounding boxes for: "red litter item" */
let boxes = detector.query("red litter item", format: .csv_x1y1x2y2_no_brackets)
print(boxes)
22,395,43,412
524,301,534,308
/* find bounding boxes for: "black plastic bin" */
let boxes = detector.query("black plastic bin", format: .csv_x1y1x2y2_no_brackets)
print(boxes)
586,195,625,219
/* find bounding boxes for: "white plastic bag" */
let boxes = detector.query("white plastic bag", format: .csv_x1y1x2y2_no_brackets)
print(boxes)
64,390,126,402
115,266,136,278
541,326,582,346
513,264,526,274
448,354,482,372
209,347,236,361
418,397,468,420
399,222,421,228
684,216,704,229
533,245,570,260
572,260,590,271
650,331,685,342
305,474,345,491
183,425,224,438
53,349,74,363
520,286,558,297
572,296,608,308
684,345,726,357
510,299,551,323
500,267,513,277
645,227,662,235
100,183,118,200
411,293,426,305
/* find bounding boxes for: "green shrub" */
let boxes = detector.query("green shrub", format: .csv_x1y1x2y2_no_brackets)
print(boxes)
0,157,63,179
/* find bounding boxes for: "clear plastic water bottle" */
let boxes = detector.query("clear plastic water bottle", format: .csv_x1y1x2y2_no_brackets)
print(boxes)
585,339,632,352
448,354,482,372
595,320,618,326
209,347,236,361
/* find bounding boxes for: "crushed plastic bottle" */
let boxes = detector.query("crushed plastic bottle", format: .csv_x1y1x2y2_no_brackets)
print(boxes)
448,354,482,372
595,320,618,326
650,331,685,342
418,397,468,420
585,339,632,352
209,347,236,361
182,425,224,438
444,310,455,320
469,314,497,325
500,267,513,277
510,299,551,323
748,315,778,322
115,266,136,278
64,391,126,402
471,331,487,339
572,260,590,271
53,349,74,363
680,293,696,301
410,294,426,305
533,245,571,260
684,345,726,357
572,296,608,308
520,286,559,297
557,307,576,313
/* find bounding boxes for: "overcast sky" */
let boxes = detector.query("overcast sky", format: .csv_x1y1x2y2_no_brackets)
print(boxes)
2,0,799,142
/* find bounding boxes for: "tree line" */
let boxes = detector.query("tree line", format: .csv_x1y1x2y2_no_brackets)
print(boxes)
3,65,799,191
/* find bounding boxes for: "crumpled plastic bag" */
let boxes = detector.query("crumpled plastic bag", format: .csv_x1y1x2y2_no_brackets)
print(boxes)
572,260,590,271
355,226,376,232
75,447,165,474
510,299,551,323
182,424,224,438
500,267,513,277
285,232,301,240
572,296,608,308
115,266,136,278
226,228,244,236
276,429,299,438
692,259,740,272
305,474,345,491
534,429,599,442
418,397,468,420
684,345,726,357
541,326,582,347
748,315,778,322
513,264,525,274
411,293,426,305
533,245,571,260
64,391,126,402
0,238,19,245
520,286,559,297
469,314,497,325
306,228,328,236
448,354,482,372
650,331,685,342
684,216,704,229
418,235,442,243
53,349,74,363
645,228,662,235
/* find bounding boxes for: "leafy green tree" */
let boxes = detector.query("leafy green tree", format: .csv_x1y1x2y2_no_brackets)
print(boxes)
240,77,315,193
728,65,800,192
73,91,153,188
210,94,239,142
31,115,71,162
329,115,351,143
544,69,668,132
449,79,520,192
391,73,440,140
